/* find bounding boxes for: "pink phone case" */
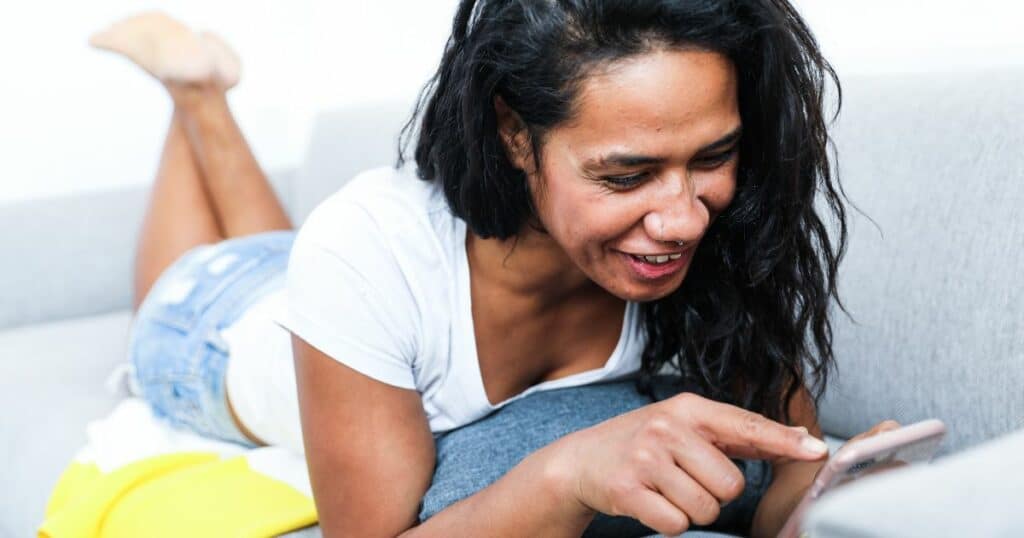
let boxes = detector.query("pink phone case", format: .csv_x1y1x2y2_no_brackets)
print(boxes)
776,418,947,538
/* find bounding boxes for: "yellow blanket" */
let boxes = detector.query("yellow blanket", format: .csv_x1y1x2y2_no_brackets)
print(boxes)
39,399,318,538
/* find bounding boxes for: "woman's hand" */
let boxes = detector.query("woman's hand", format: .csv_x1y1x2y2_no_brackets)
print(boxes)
842,419,902,446
549,392,831,537
824,419,905,482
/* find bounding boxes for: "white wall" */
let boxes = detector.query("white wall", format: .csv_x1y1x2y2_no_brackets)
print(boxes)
0,0,459,203
1,0,1022,204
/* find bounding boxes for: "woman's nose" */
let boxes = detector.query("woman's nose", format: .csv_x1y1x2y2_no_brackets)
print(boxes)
643,174,709,244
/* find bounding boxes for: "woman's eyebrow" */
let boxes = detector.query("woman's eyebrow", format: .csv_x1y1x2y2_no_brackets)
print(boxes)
584,125,744,169
700,125,744,153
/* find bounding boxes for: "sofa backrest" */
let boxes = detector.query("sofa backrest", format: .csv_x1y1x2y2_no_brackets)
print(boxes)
0,172,293,330
292,101,416,223
819,68,1024,452
0,101,411,330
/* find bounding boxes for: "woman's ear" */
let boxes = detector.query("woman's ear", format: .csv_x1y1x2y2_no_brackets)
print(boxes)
494,95,535,172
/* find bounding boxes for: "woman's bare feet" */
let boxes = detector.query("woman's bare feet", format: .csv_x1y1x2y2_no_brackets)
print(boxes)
89,11,241,90
198,31,241,90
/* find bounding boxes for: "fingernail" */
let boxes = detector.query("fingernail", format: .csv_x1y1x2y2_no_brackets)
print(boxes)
789,426,809,435
801,436,829,455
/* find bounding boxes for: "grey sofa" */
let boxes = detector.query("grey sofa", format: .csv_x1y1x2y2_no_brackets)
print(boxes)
3,68,1022,538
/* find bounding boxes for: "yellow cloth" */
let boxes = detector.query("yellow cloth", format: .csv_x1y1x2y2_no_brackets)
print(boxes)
40,451,317,538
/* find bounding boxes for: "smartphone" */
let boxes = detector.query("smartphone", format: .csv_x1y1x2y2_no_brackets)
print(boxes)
776,418,947,538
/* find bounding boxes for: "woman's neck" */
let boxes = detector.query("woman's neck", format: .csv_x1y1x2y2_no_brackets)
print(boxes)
465,226,601,312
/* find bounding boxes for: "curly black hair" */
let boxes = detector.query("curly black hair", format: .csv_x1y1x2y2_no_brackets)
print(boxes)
397,0,848,424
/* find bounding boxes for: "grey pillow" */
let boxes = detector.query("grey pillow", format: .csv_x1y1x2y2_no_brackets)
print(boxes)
803,427,1024,537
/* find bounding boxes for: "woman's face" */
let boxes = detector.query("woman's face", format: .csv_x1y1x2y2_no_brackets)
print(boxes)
505,48,741,303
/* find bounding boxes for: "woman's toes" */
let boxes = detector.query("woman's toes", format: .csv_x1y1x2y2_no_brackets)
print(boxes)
198,31,242,90
88,11,216,84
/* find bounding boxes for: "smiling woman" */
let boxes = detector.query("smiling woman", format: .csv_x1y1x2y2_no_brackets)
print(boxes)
401,0,848,424
101,2,858,537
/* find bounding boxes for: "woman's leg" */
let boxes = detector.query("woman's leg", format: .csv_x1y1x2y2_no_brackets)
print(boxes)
94,13,292,447
164,84,293,447
170,83,293,238
132,106,224,312
91,11,291,312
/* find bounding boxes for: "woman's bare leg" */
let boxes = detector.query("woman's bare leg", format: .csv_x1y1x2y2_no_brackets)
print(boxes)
90,13,229,312
133,106,224,312
93,12,281,446
171,83,293,238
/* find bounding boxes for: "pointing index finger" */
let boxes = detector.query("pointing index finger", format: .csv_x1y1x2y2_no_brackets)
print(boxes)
694,399,829,460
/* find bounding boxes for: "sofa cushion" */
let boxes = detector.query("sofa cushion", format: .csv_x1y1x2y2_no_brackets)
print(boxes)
803,427,1024,537
820,68,1024,453
0,309,134,538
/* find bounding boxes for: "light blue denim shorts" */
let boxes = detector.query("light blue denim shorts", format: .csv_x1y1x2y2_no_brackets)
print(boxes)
127,230,296,447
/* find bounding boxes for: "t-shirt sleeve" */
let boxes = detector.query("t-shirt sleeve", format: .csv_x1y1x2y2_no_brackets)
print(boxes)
274,197,420,390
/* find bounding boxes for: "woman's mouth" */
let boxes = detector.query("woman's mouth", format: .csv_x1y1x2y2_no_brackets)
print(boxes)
619,247,693,280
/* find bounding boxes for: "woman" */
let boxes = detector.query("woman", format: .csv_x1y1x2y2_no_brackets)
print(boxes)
94,2,898,537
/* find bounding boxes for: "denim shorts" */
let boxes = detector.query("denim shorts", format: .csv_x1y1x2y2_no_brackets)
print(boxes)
127,230,296,447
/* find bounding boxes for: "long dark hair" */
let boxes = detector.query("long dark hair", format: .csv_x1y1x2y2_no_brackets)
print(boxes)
397,0,848,423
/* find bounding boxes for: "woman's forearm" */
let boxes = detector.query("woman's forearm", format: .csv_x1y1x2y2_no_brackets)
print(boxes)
400,442,596,537
749,461,820,538
750,482,806,538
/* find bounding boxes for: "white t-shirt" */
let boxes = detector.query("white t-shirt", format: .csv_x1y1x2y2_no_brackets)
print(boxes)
223,165,648,454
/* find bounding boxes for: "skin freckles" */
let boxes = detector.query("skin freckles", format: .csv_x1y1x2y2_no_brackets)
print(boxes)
489,48,741,305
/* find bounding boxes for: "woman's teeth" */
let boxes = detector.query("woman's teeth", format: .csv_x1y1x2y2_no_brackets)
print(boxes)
632,253,683,265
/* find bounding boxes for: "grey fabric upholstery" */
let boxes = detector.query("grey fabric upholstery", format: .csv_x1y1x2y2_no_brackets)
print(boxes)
0,189,145,330
818,68,1024,453
0,310,134,537
292,101,414,223
0,171,293,331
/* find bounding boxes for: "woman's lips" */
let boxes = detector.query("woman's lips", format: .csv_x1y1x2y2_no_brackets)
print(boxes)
619,247,693,280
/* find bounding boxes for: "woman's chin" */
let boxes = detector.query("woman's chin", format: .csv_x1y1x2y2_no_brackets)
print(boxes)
601,277,683,303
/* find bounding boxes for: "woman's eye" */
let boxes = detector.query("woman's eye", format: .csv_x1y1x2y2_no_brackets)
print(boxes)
602,172,649,188
693,147,738,169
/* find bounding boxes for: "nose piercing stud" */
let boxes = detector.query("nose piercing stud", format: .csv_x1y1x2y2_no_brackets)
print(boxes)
675,240,685,246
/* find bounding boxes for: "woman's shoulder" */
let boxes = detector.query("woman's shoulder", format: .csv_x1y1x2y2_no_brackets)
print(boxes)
294,164,462,280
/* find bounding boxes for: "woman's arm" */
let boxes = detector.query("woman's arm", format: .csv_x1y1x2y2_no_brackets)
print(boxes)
748,385,902,537
400,437,598,537
292,335,436,537
750,385,827,538
411,391,827,538
750,459,823,537
294,333,596,537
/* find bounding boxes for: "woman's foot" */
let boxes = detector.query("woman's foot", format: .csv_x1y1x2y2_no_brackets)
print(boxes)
89,11,241,89
198,31,241,90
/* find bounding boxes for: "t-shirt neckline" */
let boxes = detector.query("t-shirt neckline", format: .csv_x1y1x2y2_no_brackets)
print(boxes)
456,219,634,410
